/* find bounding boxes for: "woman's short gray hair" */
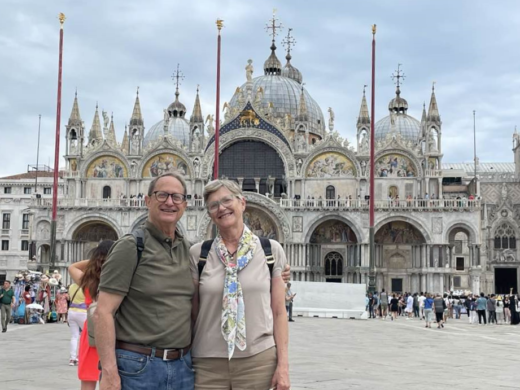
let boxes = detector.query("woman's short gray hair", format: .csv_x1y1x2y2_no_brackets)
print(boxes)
147,172,187,196
203,179,243,203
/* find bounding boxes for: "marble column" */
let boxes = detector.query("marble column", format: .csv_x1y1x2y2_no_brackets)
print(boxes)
421,274,427,292
439,273,444,294
254,178,260,193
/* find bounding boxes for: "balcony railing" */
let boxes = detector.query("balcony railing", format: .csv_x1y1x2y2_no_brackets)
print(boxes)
1,228,10,236
31,197,206,209
63,171,80,178
424,169,443,177
19,229,29,236
280,198,481,211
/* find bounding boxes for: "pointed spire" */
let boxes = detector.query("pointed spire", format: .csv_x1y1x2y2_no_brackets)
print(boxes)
190,85,203,123
297,85,308,122
121,124,129,154
106,112,117,146
89,103,103,143
427,82,440,122
357,85,370,126
421,102,427,123
68,90,82,126
130,87,144,126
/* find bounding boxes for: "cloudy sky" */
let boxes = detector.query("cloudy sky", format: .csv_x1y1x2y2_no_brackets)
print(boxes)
1,0,520,177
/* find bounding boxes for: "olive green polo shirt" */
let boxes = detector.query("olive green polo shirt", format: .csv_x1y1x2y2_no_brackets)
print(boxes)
99,220,194,348
0,288,14,305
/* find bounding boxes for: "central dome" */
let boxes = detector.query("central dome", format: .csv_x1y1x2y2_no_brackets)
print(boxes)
144,117,190,148
229,75,326,136
375,114,421,142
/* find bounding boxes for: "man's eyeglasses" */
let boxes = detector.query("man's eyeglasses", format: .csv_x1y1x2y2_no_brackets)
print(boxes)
153,191,186,204
207,195,237,214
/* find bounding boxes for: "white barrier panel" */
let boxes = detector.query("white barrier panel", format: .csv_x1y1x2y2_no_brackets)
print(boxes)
290,281,367,319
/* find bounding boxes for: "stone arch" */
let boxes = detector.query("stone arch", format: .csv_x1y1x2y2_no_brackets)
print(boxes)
201,128,297,179
302,146,360,178
304,214,363,243
197,193,291,243
140,148,193,178
64,214,123,241
81,151,129,178
444,222,478,244
375,216,431,243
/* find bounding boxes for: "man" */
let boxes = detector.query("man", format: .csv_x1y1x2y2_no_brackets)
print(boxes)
487,294,497,324
0,280,15,332
372,292,379,319
285,282,296,322
380,289,388,320
476,292,488,325
96,172,289,389
413,293,420,318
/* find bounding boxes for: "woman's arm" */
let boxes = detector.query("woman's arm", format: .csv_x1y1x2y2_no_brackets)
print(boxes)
191,279,199,336
270,276,290,390
68,259,89,285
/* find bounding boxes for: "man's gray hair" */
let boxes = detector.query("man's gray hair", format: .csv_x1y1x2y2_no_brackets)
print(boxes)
147,172,187,196
203,179,243,203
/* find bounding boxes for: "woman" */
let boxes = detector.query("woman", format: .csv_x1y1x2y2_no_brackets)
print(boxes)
68,283,87,366
424,293,434,328
22,285,32,324
190,180,290,390
390,294,399,321
69,240,114,390
56,287,69,323
504,295,511,324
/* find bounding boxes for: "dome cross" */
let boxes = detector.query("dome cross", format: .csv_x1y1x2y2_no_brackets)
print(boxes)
391,63,406,90
282,27,296,57
265,9,283,45
171,63,185,96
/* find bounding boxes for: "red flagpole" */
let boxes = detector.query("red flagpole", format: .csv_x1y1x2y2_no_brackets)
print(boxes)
368,24,376,293
213,20,223,180
50,13,66,269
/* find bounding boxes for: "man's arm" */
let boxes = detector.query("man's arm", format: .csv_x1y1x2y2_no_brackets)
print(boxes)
95,291,124,390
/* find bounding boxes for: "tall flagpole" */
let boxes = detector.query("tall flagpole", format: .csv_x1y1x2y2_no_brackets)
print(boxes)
213,19,224,180
473,110,477,196
50,13,66,271
368,24,377,293
35,114,42,194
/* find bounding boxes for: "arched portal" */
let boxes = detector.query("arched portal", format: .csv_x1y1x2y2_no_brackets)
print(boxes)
324,251,344,283
72,221,119,258
219,140,285,197
375,221,426,293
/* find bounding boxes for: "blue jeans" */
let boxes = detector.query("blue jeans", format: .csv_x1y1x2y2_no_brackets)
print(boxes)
116,348,194,390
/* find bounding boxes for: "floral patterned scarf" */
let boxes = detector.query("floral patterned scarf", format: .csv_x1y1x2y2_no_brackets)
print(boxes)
214,225,257,359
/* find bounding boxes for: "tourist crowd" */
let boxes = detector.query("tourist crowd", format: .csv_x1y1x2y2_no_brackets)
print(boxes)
366,290,520,327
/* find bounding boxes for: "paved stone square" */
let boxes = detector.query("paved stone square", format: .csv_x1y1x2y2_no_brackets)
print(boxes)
1,317,519,390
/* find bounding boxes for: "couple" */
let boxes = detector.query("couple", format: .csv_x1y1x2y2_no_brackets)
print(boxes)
95,172,290,390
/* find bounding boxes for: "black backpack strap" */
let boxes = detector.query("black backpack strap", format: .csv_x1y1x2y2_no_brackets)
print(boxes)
259,237,274,278
199,239,214,278
131,227,145,268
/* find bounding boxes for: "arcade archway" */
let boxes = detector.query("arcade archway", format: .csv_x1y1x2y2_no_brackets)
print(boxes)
72,221,119,258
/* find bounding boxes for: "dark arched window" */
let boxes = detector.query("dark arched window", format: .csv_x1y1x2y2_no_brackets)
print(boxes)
325,252,344,277
325,259,331,275
326,185,335,200
102,186,111,199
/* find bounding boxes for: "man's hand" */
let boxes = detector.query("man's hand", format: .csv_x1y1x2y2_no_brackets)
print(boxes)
281,264,291,283
99,367,121,390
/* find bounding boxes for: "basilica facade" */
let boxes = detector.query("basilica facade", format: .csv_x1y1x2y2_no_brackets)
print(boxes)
25,28,520,295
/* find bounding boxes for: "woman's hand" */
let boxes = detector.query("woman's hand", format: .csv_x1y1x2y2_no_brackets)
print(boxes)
271,364,290,390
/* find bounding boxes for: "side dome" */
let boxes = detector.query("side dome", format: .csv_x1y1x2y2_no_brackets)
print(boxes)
229,75,326,136
144,117,190,148
375,114,421,142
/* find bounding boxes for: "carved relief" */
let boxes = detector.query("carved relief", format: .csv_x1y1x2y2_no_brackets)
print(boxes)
292,216,303,233
432,217,443,234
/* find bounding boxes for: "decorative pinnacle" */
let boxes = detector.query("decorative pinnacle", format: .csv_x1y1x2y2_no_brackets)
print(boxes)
216,19,224,33
171,64,185,96
363,85,367,95
282,27,296,58
372,24,376,35
265,9,283,46
391,64,406,89
58,13,66,26
197,84,200,94
432,81,436,91
136,86,139,96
